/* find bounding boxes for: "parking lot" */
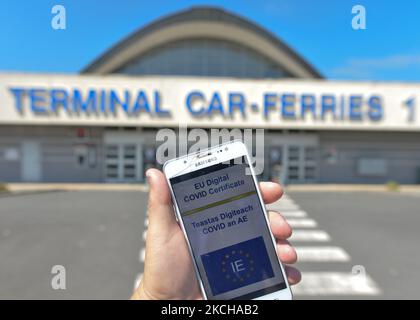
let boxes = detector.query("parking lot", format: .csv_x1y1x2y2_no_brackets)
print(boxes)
0,189,419,299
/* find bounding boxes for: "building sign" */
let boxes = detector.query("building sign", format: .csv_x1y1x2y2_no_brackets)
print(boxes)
0,73,419,131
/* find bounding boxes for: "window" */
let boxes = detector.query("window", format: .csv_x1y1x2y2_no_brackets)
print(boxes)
288,166,299,181
288,146,300,162
123,145,136,160
115,39,291,79
106,145,118,160
123,164,136,179
305,147,316,161
106,164,118,179
304,166,316,181
105,144,140,181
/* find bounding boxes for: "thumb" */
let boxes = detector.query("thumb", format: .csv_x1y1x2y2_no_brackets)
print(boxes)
146,168,178,232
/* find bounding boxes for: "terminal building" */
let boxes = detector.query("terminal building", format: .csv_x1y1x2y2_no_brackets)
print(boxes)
0,7,419,184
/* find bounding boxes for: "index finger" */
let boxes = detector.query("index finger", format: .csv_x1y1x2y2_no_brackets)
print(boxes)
258,182,283,204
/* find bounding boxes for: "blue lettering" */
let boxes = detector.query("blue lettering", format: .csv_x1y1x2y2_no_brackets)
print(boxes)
300,94,316,119
109,90,130,113
321,95,336,119
281,93,296,118
73,89,96,113
186,91,205,116
50,88,69,113
339,95,346,120
368,95,383,121
263,93,277,118
207,92,224,116
29,88,48,114
132,91,150,114
9,87,25,113
100,90,107,113
228,92,245,117
349,95,363,120
154,91,170,116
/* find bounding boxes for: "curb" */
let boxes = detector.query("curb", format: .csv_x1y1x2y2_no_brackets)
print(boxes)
285,184,420,194
2,183,420,194
4,183,149,193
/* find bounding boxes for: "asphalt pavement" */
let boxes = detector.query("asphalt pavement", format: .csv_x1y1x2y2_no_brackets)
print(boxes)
288,191,420,299
0,189,419,299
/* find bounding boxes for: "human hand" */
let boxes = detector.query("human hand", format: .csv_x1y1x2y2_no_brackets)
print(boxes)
131,168,301,300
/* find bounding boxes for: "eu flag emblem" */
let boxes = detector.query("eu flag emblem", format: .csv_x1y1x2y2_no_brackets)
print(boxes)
201,236,275,296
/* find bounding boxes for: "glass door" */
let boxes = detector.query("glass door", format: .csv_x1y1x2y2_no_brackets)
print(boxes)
286,145,318,184
105,144,119,181
286,146,301,184
105,144,141,182
121,144,138,182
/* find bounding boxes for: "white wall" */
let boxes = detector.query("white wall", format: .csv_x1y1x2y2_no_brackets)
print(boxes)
0,73,419,131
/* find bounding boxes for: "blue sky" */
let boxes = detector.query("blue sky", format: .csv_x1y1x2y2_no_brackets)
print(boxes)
0,0,419,81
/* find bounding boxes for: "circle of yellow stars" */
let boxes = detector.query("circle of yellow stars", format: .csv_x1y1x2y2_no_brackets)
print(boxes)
221,249,255,283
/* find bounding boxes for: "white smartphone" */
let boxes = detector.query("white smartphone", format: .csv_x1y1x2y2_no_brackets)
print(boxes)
163,140,292,300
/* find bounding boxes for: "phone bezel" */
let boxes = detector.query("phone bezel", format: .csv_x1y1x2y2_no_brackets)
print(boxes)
163,140,292,300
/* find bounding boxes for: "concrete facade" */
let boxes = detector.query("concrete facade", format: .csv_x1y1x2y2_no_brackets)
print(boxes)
1,126,419,184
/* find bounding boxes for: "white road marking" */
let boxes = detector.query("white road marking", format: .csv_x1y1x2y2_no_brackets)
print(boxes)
271,205,301,211
293,272,381,296
290,230,331,242
134,197,382,298
295,246,350,262
139,248,146,262
286,218,317,228
144,218,149,227
271,210,308,218
271,197,381,297
277,200,297,206
142,230,147,242
133,273,143,290
269,200,298,206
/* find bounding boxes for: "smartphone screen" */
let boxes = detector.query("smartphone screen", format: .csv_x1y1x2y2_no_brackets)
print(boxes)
169,156,287,300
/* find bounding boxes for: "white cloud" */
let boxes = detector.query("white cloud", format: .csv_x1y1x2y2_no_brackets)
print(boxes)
330,54,420,79
261,0,295,17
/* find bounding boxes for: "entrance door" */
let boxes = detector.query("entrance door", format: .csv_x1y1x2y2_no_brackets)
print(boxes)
267,134,319,184
285,145,318,184
104,131,146,183
105,144,142,182
21,141,42,182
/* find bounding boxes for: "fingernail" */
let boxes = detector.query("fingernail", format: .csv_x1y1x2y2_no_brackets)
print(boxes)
145,169,152,184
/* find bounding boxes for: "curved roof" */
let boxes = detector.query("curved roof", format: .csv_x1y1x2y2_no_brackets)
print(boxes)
81,6,323,79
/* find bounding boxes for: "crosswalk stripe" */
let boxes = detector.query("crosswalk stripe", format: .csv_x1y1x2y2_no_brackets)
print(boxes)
277,200,297,206
271,205,301,211
271,210,308,218
135,196,382,298
139,248,145,262
286,218,317,228
292,272,381,295
133,273,143,290
295,246,350,262
290,230,331,242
